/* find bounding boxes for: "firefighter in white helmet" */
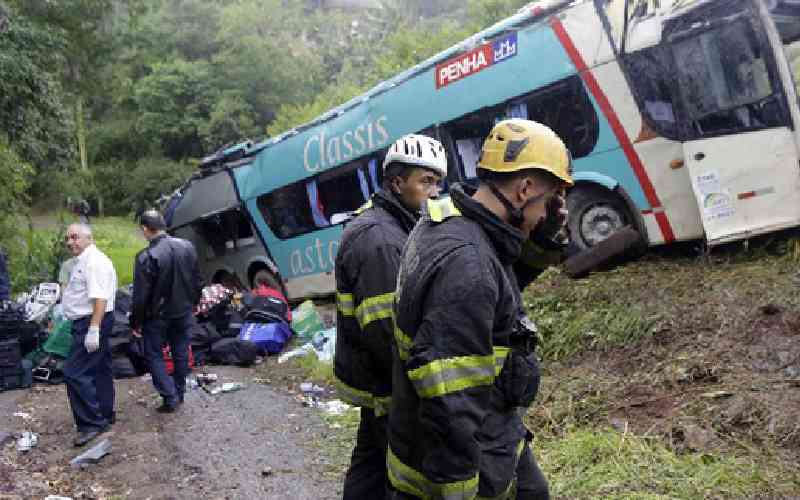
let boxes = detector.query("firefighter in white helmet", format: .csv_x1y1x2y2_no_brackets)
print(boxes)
335,134,447,499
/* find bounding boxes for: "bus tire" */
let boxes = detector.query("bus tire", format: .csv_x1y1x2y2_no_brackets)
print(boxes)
566,184,634,254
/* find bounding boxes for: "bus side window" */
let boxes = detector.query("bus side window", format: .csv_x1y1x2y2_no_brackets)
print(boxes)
518,75,599,159
257,182,317,239
672,19,783,136
624,45,682,140
442,106,505,181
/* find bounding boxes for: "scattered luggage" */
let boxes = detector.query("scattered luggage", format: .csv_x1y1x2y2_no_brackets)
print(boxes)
239,321,292,355
208,338,258,366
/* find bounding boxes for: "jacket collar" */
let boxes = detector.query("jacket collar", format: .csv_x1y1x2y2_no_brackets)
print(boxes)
449,183,524,266
148,233,168,247
372,189,418,233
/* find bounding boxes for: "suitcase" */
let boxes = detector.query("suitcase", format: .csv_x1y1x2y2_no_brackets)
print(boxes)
0,360,32,391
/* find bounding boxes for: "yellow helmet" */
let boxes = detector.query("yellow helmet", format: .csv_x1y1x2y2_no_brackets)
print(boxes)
477,119,573,186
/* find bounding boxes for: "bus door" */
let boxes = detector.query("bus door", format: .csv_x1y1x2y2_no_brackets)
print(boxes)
671,0,800,245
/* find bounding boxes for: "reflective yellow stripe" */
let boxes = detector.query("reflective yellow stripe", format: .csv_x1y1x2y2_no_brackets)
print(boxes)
374,395,392,417
355,292,394,329
427,197,461,222
388,446,479,500
493,346,511,377
355,199,373,214
337,292,355,316
394,325,413,361
334,377,374,408
476,440,527,500
408,354,495,399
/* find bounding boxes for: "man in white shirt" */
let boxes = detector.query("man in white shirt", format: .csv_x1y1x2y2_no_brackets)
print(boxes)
61,223,117,447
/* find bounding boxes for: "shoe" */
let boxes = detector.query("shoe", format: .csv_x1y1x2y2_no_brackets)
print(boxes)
156,402,178,413
73,427,107,447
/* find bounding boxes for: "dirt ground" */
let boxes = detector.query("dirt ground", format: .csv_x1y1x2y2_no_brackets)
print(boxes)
0,365,344,500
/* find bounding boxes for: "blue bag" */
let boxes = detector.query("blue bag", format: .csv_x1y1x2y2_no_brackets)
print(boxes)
239,321,292,355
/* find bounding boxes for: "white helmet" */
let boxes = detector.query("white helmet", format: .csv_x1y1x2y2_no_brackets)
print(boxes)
382,134,448,178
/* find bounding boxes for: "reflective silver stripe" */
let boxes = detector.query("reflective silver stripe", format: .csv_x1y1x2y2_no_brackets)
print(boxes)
407,355,495,399
355,292,394,329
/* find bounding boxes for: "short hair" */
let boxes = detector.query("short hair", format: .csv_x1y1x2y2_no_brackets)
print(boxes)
67,223,93,238
382,162,415,189
477,167,560,191
140,210,166,231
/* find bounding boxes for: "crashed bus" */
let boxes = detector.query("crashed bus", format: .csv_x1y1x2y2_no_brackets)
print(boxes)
167,0,800,301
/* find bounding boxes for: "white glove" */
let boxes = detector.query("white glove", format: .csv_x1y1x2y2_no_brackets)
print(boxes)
85,326,100,353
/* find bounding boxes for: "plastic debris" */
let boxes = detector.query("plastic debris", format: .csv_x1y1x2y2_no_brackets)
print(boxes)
221,382,244,393
16,431,38,452
318,399,352,416
44,496,74,500
277,343,315,364
70,439,111,468
196,373,218,384
13,412,30,420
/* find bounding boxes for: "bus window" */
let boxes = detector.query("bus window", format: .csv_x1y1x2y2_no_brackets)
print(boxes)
673,19,782,136
257,153,384,239
625,46,682,140
444,105,506,180
517,76,599,159
257,183,317,239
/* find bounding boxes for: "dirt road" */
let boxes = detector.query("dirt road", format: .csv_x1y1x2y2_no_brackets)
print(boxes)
0,366,344,499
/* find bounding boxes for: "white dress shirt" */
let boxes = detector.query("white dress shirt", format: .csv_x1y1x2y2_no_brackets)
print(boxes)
62,244,117,320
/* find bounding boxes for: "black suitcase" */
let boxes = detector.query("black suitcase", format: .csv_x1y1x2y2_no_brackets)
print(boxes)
0,339,21,367
0,361,32,391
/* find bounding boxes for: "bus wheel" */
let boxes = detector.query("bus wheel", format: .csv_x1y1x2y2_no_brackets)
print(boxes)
566,184,632,254
251,268,282,291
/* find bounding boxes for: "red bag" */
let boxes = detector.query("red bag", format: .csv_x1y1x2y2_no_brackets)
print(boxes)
162,344,195,375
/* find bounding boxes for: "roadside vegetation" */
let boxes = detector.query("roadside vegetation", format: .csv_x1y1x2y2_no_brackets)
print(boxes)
302,236,800,498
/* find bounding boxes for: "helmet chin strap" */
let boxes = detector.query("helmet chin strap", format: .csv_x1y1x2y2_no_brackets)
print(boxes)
486,181,547,229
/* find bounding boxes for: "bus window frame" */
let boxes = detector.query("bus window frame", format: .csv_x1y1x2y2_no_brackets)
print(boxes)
622,6,794,142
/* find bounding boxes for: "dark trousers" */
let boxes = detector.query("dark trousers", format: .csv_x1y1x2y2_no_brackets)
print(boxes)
387,442,549,500
343,408,388,500
515,444,549,500
142,314,192,405
63,313,114,433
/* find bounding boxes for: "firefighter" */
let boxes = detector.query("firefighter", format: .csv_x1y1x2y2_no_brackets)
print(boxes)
388,119,573,500
335,134,448,499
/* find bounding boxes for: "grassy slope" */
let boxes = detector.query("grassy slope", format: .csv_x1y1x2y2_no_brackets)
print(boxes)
525,241,800,498
308,240,800,499
89,217,145,286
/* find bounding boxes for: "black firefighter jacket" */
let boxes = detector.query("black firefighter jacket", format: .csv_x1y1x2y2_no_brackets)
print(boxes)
388,184,559,500
334,190,417,416
131,234,204,330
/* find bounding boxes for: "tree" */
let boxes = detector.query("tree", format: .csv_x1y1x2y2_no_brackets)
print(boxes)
0,17,74,189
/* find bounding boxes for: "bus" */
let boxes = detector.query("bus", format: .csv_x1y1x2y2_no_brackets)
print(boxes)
169,0,800,301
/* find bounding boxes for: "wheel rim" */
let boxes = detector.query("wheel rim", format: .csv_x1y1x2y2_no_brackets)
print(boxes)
579,204,624,247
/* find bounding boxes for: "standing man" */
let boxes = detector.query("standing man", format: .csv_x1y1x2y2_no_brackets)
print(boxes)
335,134,447,499
61,223,117,447
131,210,203,413
388,120,573,499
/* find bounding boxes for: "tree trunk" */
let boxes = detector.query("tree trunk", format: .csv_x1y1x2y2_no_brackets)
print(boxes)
76,99,88,171
97,194,104,218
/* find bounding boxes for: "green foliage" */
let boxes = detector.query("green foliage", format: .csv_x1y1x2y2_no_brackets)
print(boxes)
134,59,217,159
525,268,659,361
0,17,73,173
536,428,797,499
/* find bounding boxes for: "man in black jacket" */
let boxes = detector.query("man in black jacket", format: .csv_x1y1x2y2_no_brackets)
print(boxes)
388,120,573,500
131,210,203,413
335,134,448,499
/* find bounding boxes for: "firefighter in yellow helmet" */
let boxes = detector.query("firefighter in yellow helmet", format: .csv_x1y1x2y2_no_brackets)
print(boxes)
388,119,572,499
